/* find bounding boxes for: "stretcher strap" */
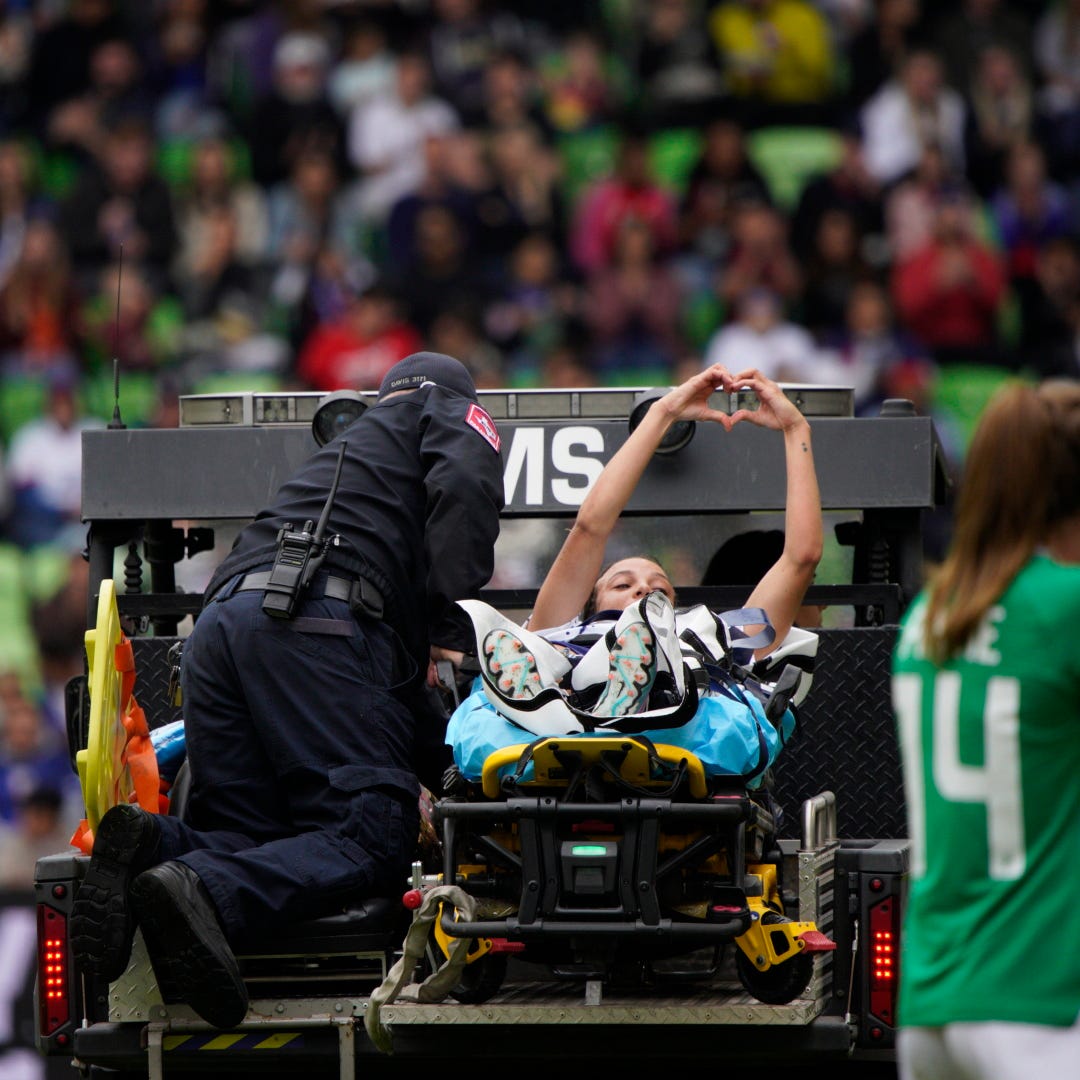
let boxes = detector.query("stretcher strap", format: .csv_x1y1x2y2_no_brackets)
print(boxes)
120,700,162,814
115,638,136,711
364,885,477,1054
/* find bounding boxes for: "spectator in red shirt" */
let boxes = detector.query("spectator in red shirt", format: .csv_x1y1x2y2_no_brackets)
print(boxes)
295,279,423,392
567,125,679,276
891,192,1008,367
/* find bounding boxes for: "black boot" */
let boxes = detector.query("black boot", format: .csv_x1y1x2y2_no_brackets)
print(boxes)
130,861,249,1029
70,803,161,980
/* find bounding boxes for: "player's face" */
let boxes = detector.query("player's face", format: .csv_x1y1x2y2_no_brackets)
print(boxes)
594,558,675,613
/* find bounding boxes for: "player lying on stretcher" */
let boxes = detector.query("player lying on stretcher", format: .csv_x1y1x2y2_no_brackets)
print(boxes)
446,364,823,788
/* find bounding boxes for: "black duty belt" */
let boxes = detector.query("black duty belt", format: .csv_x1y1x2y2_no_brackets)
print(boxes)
236,570,384,620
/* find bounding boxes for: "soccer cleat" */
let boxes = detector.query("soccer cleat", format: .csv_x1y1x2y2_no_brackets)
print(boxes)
747,625,820,708
70,803,162,981
483,628,547,700
571,590,684,715
643,589,685,698
571,591,703,732
457,599,572,689
457,599,584,736
584,618,657,718
675,603,729,665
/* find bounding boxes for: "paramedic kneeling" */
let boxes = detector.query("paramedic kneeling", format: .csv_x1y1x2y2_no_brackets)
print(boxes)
70,352,505,1028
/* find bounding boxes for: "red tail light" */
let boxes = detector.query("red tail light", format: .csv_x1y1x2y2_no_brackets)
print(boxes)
867,895,899,1026
37,904,70,1035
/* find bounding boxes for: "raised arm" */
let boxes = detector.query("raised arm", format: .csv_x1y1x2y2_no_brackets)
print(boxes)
529,364,733,631
734,370,823,654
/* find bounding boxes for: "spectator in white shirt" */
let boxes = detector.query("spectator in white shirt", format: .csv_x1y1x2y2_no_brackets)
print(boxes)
346,48,461,226
858,48,967,189
703,287,837,384
5,369,104,549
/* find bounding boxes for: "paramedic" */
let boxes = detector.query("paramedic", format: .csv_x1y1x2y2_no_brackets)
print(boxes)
891,379,1080,1080
70,352,505,1029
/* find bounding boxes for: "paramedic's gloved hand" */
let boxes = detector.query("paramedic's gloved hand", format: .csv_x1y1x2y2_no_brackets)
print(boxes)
428,646,464,689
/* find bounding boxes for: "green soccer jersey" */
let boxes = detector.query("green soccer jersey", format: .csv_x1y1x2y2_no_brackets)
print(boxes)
891,553,1080,1028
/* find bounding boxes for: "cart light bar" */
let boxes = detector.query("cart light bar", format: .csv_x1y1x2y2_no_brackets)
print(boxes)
37,904,70,1035
179,385,855,428
868,894,899,1026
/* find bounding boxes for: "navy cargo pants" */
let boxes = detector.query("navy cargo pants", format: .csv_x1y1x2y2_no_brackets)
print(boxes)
153,569,421,942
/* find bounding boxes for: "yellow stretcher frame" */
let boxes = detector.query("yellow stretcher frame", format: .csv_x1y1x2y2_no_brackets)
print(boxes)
71,579,161,853
480,736,708,799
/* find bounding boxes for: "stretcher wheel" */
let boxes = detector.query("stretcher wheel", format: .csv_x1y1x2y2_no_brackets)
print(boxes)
735,912,814,1005
449,952,507,1004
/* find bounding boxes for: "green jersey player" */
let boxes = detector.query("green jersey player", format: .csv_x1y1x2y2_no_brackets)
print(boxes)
892,379,1080,1080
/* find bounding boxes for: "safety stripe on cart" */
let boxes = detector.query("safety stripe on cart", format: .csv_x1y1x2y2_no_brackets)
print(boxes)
163,1032,304,1051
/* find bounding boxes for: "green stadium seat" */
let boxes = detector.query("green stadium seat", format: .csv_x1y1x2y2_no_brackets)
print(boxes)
24,544,72,602
557,125,621,209
37,148,80,199
80,369,162,429
0,375,48,446
681,291,725,352
745,126,844,211
930,364,1032,452
156,138,197,188
0,542,41,682
1,369,165,446
156,136,253,191
190,372,285,396
600,366,673,389
648,127,704,197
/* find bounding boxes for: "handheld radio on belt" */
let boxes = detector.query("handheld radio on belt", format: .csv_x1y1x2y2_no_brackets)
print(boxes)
262,440,347,619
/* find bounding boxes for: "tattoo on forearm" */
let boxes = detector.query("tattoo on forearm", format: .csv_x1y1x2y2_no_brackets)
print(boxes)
801,442,808,453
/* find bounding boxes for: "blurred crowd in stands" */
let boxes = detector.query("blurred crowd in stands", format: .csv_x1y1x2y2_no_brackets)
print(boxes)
1,0,1078,883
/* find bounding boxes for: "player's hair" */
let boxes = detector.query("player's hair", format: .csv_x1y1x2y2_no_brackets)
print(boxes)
924,379,1080,663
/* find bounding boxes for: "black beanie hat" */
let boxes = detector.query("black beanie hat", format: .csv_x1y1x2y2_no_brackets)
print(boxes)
377,352,478,401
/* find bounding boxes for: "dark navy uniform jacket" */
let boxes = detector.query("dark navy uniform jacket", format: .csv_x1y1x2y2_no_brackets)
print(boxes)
204,382,505,673
164,382,504,938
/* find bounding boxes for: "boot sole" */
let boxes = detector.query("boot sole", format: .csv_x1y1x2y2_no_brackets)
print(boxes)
70,806,157,980
479,628,587,735
592,622,656,718
483,629,544,699
131,872,249,1029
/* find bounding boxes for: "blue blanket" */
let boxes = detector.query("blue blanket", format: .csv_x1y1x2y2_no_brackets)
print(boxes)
447,678,795,790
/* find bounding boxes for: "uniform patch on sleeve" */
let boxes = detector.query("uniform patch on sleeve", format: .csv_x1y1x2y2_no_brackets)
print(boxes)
465,403,501,452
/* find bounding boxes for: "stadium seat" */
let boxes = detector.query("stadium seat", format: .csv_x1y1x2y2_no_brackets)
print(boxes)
80,369,162,429
745,126,844,211
600,365,673,389
681,291,725,352
0,375,48,446
557,125,621,209
930,364,1031,452
190,371,285,396
37,147,80,199
156,136,253,191
648,127,704,197
0,542,40,680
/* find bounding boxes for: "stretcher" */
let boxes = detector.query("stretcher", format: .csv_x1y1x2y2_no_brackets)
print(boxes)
428,731,835,1008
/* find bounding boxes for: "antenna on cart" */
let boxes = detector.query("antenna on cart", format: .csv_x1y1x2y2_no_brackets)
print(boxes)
107,246,126,430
